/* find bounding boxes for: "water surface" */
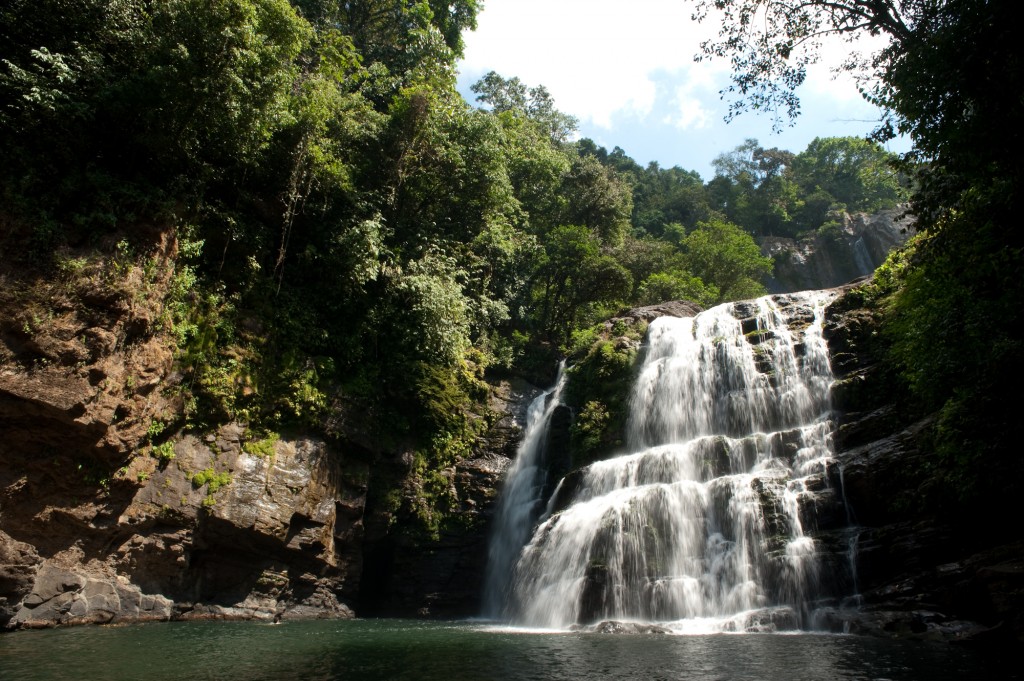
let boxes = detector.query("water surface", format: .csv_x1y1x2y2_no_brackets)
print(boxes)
0,619,1010,680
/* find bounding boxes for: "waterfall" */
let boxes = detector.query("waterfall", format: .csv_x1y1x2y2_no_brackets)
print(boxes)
482,363,568,618
495,292,846,631
851,236,875,277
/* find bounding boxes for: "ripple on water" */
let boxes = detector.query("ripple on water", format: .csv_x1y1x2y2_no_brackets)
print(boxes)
0,619,1006,681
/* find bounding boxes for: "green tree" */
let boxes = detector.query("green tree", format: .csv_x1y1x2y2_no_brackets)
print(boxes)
709,139,799,236
631,161,712,237
612,235,679,300
470,70,578,143
681,218,773,302
559,154,634,247
791,136,905,226
637,270,719,307
692,0,1024,513
302,0,477,89
0,0,315,233
531,224,632,344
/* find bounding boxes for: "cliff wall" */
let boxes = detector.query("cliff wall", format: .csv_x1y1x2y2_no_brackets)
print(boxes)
821,287,1023,641
762,209,912,293
0,226,537,628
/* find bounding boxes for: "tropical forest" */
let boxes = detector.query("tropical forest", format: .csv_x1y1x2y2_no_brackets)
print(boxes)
0,0,1020,678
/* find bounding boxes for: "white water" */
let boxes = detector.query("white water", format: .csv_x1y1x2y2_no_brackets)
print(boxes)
496,293,844,631
482,363,568,618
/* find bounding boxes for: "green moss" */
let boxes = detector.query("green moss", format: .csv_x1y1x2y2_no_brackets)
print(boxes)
243,432,279,458
146,419,167,442
191,468,232,494
406,453,458,541
152,441,176,463
744,328,773,342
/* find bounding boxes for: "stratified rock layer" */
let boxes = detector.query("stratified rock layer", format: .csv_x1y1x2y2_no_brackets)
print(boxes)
1,418,369,627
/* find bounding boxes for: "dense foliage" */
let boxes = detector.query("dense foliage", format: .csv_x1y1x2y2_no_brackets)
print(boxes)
0,0,904,433
0,0,917,537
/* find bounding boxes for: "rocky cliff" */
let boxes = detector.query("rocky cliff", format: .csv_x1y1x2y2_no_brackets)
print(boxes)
0,227,359,627
821,286,1024,642
762,209,912,293
0,225,538,629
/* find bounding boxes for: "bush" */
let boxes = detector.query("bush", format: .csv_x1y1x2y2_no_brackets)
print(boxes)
565,335,641,467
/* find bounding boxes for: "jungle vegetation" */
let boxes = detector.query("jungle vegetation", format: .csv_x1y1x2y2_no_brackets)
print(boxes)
0,0,906,448
5,0,1012,524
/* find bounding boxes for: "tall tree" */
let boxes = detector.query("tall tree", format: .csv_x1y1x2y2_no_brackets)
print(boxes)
559,155,634,246
470,70,578,143
709,139,799,236
791,136,904,213
693,0,1024,509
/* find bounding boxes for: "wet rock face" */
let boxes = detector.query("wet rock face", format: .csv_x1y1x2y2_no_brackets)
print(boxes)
823,287,1024,643
762,209,912,294
608,300,704,327
579,620,671,635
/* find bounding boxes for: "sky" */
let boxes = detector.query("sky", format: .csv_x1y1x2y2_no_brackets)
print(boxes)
455,0,911,180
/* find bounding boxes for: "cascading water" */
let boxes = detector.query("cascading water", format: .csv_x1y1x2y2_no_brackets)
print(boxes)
482,363,568,618
491,292,849,631
852,236,876,277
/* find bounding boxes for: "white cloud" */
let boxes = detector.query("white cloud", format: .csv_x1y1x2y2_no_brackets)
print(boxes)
458,0,905,177
458,0,887,125
459,0,721,128
658,78,715,130
669,95,711,131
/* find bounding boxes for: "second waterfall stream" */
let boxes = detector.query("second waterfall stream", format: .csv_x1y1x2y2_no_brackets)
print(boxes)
485,291,855,632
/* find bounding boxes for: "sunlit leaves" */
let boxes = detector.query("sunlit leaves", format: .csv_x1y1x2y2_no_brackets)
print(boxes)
791,136,905,214
559,155,634,247
148,0,312,173
390,251,472,365
470,71,579,144
681,218,773,302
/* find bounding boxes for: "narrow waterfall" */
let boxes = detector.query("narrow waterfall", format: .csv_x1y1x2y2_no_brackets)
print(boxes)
482,363,568,618
496,292,846,631
851,236,876,277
